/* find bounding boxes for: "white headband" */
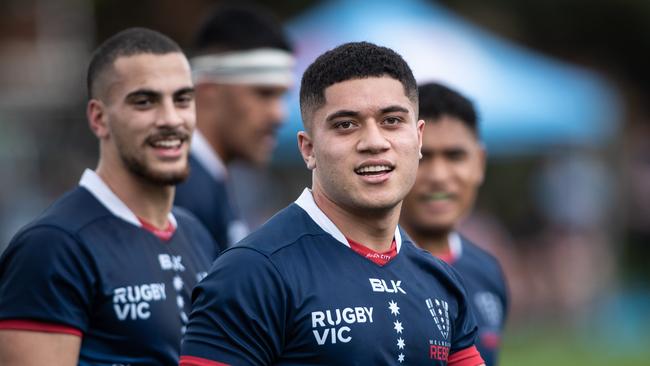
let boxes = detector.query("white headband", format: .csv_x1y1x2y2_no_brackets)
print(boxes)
191,48,295,87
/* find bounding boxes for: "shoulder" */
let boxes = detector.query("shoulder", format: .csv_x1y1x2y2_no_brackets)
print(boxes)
173,205,210,231
233,203,326,256
456,235,509,304
400,238,469,295
458,236,506,281
22,187,110,235
9,187,109,248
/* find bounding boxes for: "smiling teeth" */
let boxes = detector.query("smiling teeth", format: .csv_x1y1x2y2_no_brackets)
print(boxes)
153,139,181,148
356,165,392,174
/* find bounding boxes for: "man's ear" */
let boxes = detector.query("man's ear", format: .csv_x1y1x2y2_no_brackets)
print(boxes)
87,99,109,139
417,119,425,155
297,131,316,170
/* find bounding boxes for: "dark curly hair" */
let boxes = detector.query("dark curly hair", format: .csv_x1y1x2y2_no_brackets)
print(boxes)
299,42,418,130
192,2,292,55
87,27,182,100
418,82,479,137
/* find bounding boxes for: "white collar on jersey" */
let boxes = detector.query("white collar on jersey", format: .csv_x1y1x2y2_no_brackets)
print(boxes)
190,130,227,181
294,188,403,253
79,169,177,229
447,231,464,260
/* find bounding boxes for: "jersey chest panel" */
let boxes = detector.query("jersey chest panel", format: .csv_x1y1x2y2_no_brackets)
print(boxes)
278,241,461,365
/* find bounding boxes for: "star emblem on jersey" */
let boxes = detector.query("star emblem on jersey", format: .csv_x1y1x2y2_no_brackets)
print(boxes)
426,298,450,340
387,300,407,363
393,320,404,334
388,300,400,316
173,275,184,291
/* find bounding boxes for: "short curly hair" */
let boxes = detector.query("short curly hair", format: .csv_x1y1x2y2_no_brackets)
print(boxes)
299,42,418,130
418,82,479,137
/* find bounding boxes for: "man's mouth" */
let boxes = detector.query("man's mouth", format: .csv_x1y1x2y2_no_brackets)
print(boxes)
150,138,182,149
424,192,453,201
355,165,394,176
147,132,189,149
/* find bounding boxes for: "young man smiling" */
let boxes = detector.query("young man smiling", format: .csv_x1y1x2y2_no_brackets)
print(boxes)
0,28,217,365
180,42,484,366
400,82,508,365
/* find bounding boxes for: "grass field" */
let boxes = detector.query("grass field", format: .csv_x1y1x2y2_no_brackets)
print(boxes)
500,327,650,366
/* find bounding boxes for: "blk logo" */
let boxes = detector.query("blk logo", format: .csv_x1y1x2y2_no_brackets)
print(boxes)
158,254,185,272
369,278,406,294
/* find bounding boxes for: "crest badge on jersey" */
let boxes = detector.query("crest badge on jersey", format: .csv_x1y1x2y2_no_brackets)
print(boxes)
473,291,503,328
426,298,450,340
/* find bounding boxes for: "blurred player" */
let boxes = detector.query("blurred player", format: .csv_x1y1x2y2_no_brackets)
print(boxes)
174,3,294,250
179,42,485,366
0,28,217,365
400,82,508,365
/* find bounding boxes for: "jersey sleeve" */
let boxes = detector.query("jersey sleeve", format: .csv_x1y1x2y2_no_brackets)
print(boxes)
0,226,96,334
181,248,287,366
447,265,482,357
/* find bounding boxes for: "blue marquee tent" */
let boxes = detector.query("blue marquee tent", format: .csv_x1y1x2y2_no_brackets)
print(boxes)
273,0,621,162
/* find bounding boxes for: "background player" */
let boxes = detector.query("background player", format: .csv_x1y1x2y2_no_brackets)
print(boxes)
180,42,485,366
0,28,216,365
400,82,508,365
174,3,295,250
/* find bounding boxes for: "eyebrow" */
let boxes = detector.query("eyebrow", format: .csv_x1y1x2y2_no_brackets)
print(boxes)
125,87,195,100
325,110,359,122
125,89,160,100
174,87,195,97
380,105,410,114
325,105,410,122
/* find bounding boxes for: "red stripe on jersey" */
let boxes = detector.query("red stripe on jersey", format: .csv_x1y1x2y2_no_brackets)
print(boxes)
480,331,501,349
436,249,454,264
179,355,230,366
0,319,82,337
448,345,485,366
138,217,175,241
347,238,397,266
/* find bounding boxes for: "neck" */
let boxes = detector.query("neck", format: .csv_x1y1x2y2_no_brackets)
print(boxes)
406,228,450,256
96,161,173,229
312,187,399,253
197,108,231,165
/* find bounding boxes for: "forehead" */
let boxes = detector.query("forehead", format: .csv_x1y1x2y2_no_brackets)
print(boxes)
319,76,414,116
422,116,479,147
108,53,192,97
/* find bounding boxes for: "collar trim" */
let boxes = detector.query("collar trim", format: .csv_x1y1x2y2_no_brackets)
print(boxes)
294,188,402,252
79,169,177,228
190,130,227,181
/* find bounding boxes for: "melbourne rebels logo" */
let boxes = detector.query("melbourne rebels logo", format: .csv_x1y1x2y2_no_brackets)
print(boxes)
426,298,450,340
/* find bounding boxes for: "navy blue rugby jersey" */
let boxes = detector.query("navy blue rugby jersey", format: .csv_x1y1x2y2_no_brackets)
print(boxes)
175,132,248,252
180,189,484,366
0,169,218,366
446,233,508,366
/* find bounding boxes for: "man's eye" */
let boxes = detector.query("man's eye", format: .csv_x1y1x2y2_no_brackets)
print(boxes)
383,117,402,125
447,150,467,161
175,94,194,106
132,98,153,108
335,121,355,130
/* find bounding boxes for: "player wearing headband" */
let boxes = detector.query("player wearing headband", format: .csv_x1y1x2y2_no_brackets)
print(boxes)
174,3,294,250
